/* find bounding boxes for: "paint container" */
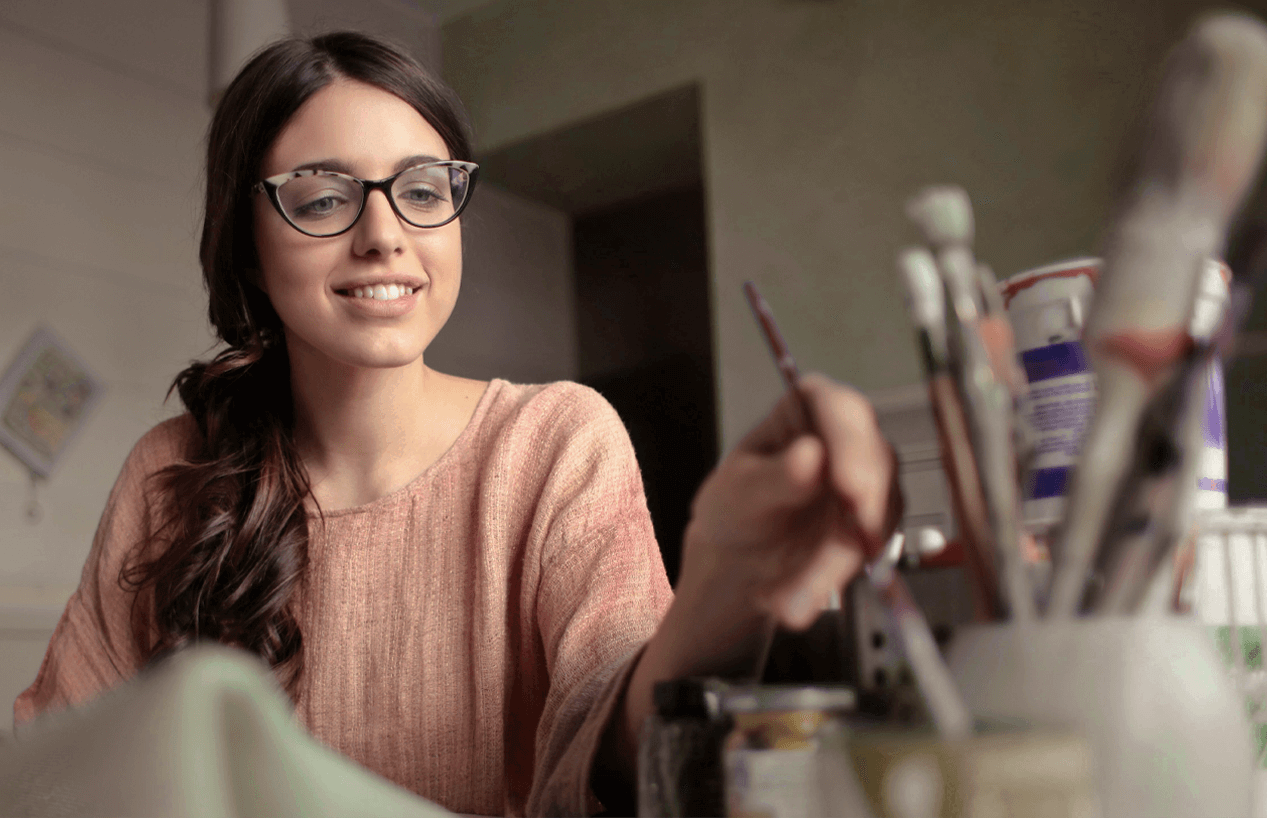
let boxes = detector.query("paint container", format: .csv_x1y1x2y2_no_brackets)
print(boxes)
1189,261,1231,510
1001,259,1099,536
948,618,1254,818
1002,257,1230,535
720,685,865,818
848,725,1099,818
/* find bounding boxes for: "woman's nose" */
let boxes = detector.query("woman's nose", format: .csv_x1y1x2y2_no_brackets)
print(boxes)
351,189,404,257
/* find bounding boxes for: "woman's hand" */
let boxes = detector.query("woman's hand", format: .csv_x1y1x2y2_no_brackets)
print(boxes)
607,373,903,783
677,371,903,630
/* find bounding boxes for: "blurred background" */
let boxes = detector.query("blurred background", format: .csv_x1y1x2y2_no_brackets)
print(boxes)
4,0,1267,724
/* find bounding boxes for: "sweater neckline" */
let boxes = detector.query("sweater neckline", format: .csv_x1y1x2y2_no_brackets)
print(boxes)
305,378,503,518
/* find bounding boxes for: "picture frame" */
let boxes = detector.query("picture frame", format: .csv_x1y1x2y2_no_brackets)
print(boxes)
0,325,105,477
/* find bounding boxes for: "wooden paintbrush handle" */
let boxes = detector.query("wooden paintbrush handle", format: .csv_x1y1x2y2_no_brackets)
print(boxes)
928,374,1001,620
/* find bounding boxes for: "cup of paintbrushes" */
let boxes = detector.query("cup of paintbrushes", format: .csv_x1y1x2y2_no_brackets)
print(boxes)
946,617,1256,818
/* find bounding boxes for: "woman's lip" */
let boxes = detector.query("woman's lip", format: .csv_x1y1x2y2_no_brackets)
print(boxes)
335,288,419,317
335,279,427,292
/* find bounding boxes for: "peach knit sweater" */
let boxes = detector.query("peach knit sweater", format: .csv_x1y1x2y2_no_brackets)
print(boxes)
14,379,674,816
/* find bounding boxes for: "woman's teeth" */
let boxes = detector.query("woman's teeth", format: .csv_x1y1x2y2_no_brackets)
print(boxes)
350,284,414,300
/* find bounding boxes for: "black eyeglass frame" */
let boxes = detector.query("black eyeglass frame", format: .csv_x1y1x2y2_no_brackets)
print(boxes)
252,160,480,237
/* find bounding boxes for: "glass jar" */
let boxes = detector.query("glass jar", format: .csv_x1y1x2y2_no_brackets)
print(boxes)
721,685,862,818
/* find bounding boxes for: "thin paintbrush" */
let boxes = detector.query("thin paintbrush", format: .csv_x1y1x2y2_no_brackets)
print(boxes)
898,247,1001,620
743,280,973,738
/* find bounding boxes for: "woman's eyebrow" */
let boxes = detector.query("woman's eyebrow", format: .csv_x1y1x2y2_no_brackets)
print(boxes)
393,154,444,173
287,155,446,177
291,159,352,174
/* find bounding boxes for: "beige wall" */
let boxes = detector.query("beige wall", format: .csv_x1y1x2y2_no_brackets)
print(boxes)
0,0,213,722
443,0,1266,450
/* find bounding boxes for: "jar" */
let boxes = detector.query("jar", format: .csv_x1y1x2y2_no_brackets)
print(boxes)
721,685,863,818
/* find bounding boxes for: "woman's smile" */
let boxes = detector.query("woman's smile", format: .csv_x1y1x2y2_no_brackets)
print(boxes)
334,280,423,317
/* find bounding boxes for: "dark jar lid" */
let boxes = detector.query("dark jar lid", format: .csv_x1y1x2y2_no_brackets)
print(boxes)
652,677,729,719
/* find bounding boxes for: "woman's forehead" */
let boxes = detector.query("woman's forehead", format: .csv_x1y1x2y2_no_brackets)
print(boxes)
262,78,450,177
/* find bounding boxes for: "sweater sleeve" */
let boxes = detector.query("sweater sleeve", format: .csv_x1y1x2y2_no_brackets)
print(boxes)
524,387,674,817
13,417,188,728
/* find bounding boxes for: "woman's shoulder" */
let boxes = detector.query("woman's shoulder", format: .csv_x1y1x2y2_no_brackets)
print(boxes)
118,413,198,481
472,380,641,493
485,378,624,440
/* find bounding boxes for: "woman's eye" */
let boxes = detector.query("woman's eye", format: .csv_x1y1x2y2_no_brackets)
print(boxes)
397,185,448,208
292,193,349,219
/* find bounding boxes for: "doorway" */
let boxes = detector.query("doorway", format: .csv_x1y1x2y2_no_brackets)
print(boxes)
573,186,716,584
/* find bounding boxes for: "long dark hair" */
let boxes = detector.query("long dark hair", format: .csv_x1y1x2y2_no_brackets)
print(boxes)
122,32,474,693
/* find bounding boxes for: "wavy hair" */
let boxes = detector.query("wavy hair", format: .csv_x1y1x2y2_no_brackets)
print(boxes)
122,32,474,693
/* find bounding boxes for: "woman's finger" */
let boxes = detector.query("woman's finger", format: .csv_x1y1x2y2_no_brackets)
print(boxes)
797,373,899,543
767,524,865,629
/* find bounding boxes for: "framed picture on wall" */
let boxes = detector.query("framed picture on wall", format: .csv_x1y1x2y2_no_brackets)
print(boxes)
0,325,105,477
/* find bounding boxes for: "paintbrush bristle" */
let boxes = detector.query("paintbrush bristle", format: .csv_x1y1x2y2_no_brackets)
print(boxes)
898,247,945,329
907,185,975,247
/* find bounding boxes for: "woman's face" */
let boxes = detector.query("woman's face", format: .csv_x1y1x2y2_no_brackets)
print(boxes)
253,78,463,372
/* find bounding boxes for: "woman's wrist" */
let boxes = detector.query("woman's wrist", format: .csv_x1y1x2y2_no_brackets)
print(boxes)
647,524,771,680
615,526,770,772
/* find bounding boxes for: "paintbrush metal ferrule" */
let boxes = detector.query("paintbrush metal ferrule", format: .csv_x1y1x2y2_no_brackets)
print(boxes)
899,247,951,373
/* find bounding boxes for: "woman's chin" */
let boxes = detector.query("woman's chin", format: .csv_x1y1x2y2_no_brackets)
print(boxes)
346,349,426,371
291,342,426,374
281,326,437,374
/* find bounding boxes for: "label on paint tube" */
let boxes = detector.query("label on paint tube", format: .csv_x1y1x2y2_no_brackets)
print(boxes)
1019,340,1097,527
1003,260,1099,530
1192,259,1230,510
1196,360,1228,509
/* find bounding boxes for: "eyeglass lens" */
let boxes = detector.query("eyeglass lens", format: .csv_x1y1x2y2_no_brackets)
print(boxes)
276,165,471,236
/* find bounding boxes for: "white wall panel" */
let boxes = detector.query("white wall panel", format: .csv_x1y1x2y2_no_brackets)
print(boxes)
0,0,210,599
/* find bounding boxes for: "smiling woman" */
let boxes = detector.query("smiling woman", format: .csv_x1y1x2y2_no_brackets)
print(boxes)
10,29,901,818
